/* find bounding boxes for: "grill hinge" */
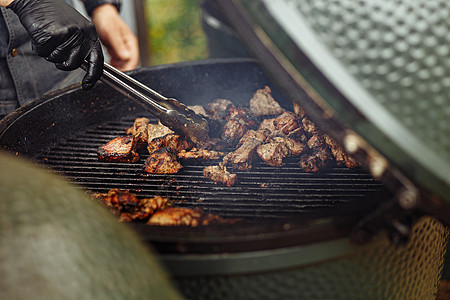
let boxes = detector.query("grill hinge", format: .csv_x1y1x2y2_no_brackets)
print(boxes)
350,174,422,245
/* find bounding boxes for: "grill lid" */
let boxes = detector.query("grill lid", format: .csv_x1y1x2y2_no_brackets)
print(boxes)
213,0,450,219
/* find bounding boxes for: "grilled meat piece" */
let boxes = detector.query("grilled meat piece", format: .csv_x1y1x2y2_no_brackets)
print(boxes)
293,102,306,118
177,148,225,160
256,127,306,167
147,133,193,155
221,106,258,146
147,123,174,143
187,105,208,117
324,135,360,168
258,118,276,134
221,116,251,146
224,105,257,126
307,133,327,149
286,138,306,156
126,117,151,148
299,147,332,172
147,207,204,226
274,111,301,135
237,129,268,147
143,147,183,174
302,117,319,134
274,136,306,156
286,127,308,143
223,130,267,171
203,163,237,186
249,86,285,116
147,207,236,226
97,135,140,163
205,98,234,119
257,139,291,167
91,188,140,212
298,132,333,172
120,196,171,222
195,138,229,152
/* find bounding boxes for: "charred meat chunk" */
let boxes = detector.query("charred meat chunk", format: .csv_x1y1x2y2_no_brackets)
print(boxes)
91,188,140,212
187,105,208,117
273,136,306,156
223,130,267,171
274,112,301,135
285,138,306,156
224,105,258,126
307,133,327,149
237,129,268,147
258,118,276,134
126,117,151,148
298,133,333,172
293,102,306,118
257,139,292,167
97,135,140,163
203,163,237,186
195,138,229,152
221,116,251,147
147,133,193,155
221,106,258,146
143,147,183,174
324,135,360,168
256,126,306,168
147,123,174,143
299,148,332,172
249,86,285,116
177,148,225,160
205,98,234,119
302,117,319,134
285,127,308,144
147,207,204,226
147,207,236,226
120,196,171,222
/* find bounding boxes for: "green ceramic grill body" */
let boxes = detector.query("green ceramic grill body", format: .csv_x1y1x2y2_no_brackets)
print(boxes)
0,152,182,300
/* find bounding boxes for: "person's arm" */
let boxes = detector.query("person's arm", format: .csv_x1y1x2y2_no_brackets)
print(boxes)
91,4,139,71
0,0,13,6
5,0,104,90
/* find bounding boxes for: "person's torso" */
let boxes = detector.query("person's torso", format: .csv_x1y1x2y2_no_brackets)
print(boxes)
0,0,79,116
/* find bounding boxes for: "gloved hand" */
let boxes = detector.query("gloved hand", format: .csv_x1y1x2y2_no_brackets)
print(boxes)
7,0,104,90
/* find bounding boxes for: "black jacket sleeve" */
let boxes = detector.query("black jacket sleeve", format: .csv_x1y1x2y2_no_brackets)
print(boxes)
84,0,121,17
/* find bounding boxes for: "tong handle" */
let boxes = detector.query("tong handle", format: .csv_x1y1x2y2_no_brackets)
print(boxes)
103,63,165,101
81,62,169,118
80,62,210,143
101,63,171,118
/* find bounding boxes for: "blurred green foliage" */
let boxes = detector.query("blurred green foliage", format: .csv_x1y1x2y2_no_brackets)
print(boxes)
145,0,208,65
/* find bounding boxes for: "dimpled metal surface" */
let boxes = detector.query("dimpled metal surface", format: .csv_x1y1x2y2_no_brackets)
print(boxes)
294,0,450,161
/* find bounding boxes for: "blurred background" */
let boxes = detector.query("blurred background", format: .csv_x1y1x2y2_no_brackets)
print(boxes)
73,0,208,67
145,0,208,65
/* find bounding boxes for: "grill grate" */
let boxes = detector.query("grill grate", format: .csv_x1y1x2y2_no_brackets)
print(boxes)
37,114,387,221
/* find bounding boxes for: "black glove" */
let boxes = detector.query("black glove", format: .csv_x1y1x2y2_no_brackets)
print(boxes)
7,0,104,90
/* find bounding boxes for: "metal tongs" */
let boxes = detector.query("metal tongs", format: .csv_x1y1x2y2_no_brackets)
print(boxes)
83,62,210,143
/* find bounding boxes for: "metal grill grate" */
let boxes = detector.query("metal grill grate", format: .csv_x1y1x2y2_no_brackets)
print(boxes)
37,114,387,221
